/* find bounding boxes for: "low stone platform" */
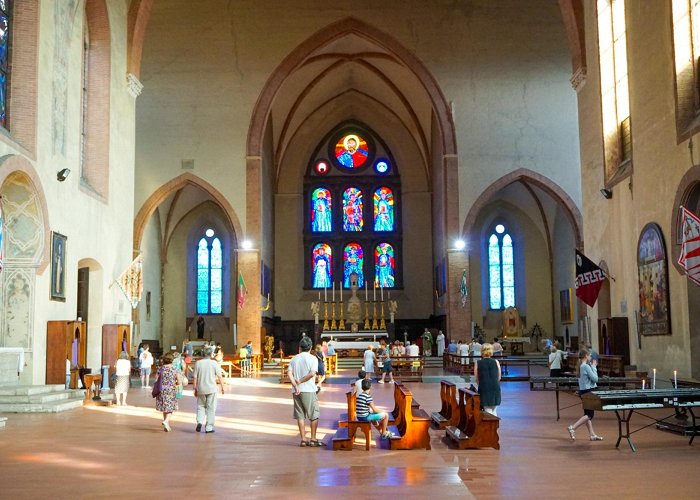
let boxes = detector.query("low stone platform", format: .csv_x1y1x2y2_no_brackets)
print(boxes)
0,384,85,413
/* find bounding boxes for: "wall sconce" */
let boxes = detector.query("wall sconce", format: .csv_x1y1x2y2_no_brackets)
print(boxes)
600,188,612,199
57,168,71,182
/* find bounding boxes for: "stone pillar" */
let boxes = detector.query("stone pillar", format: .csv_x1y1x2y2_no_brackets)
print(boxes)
237,249,261,353
446,249,470,342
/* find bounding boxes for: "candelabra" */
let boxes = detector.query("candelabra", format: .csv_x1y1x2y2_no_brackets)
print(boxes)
338,301,346,330
364,300,371,330
371,301,379,330
331,301,337,330
323,301,329,331
379,300,386,330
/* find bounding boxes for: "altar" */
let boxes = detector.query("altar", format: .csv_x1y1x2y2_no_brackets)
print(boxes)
322,330,388,355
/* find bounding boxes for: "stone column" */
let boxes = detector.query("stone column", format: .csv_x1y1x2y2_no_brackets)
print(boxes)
237,249,261,353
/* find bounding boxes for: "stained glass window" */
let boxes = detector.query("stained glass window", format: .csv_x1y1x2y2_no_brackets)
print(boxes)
343,187,363,231
0,1,11,129
374,187,394,231
488,225,515,309
311,187,332,232
197,231,223,314
312,243,332,288
375,243,395,288
343,243,364,288
334,133,369,169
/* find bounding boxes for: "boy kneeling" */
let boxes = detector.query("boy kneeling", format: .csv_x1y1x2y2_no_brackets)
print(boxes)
356,379,394,439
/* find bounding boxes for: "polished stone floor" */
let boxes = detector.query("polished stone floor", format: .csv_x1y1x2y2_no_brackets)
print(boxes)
1,366,699,499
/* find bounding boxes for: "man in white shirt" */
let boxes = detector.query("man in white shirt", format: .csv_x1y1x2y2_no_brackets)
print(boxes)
193,347,225,433
407,342,419,357
288,337,321,447
139,345,154,388
458,340,470,365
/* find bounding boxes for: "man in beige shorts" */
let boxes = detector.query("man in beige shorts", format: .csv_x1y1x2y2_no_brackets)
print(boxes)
288,336,321,447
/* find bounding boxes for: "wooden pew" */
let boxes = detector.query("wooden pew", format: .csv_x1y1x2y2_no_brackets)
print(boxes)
279,357,292,384
443,352,474,375
388,356,424,381
387,384,431,450
445,387,500,449
332,391,373,451
431,380,459,429
391,381,420,418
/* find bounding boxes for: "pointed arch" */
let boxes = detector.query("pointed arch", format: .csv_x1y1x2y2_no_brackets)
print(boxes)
133,172,243,251
126,0,154,79
462,168,583,249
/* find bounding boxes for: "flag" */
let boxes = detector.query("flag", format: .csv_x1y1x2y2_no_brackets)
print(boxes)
678,206,700,286
116,254,143,309
575,250,606,307
237,271,248,309
459,269,468,307
0,197,4,272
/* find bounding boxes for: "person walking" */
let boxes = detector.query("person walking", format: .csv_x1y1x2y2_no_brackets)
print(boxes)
193,346,225,433
288,336,321,447
473,343,501,416
155,352,182,432
378,341,394,384
363,345,377,380
113,351,131,406
139,345,154,388
567,348,603,441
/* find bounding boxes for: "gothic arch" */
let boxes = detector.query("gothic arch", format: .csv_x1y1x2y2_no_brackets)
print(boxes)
462,168,583,249
0,155,51,273
133,172,243,251
671,164,700,273
126,0,154,79
557,0,587,88
246,16,456,158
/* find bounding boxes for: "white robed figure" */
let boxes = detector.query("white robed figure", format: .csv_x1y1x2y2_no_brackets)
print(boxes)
436,330,445,357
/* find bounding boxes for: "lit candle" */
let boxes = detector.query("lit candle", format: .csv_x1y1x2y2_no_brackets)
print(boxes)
365,281,368,301
674,370,677,389
653,368,656,390
332,282,335,302
642,379,645,390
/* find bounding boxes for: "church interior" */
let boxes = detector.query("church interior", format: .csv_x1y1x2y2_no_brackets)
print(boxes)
1,0,700,497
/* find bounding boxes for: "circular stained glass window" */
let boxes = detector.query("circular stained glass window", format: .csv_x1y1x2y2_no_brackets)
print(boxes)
495,224,505,234
315,160,329,175
205,229,215,237
374,158,390,174
334,134,369,169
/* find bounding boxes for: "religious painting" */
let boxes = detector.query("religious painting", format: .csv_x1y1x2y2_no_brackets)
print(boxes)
334,133,369,169
373,187,394,231
260,262,272,297
342,187,363,231
312,243,332,289
560,288,574,324
50,232,67,302
637,223,671,335
343,242,364,288
311,187,332,232
375,242,395,288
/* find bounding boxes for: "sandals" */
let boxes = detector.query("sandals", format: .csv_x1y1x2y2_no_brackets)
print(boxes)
309,439,323,447
381,431,395,439
299,440,310,447
567,426,576,441
590,435,604,441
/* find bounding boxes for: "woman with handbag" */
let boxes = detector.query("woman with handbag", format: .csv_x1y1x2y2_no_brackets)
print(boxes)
154,351,182,432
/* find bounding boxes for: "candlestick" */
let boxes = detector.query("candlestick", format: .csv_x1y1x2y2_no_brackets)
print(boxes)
642,379,645,390
388,291,390,301
674,370,677,389
332,282,335,302
373,282,376,301
365,281,368,301
324,286,327,302
381,285,384,301
653,368,656,390
340,288,343,303
318,291,321,301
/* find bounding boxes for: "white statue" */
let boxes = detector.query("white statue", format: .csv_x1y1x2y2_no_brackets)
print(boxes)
388,299,398,323
310,301,320,324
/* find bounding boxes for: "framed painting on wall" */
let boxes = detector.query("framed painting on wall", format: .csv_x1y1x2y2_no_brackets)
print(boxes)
637,223,671,335
560,288,574,324
50,232,67,302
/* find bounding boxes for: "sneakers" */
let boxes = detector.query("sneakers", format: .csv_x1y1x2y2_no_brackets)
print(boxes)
162,421,171,432
590,435,603,441
567,425,576,441
195,423,202,432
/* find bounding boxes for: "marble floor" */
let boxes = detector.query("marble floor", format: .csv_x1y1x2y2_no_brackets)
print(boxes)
1,366,698,499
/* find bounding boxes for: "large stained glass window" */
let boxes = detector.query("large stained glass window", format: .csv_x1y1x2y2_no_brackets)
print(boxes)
334,133,369,169
343,243,364,288
311,187,332,232
488,224,515,309
374,187,394,231
312,243,332,288
0,1,11,129
197,229,223,314
375,242,395,288
343,187,363,231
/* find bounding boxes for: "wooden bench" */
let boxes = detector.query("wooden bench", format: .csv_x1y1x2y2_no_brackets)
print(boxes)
391,381,420,417
431,380,460,429
443,353,474,375
445,387,500,449
564,353,624,377
386,384,431,450
279,357,292,384
384,356,424,382
332,391,373,451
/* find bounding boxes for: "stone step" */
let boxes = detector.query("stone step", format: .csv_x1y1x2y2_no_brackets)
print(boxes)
0,384,68,396
0,390,81,404
0,397,84,413
0,416,7,428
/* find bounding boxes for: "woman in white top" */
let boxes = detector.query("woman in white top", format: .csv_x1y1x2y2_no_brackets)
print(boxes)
114,351,131,406
363,346,377,379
